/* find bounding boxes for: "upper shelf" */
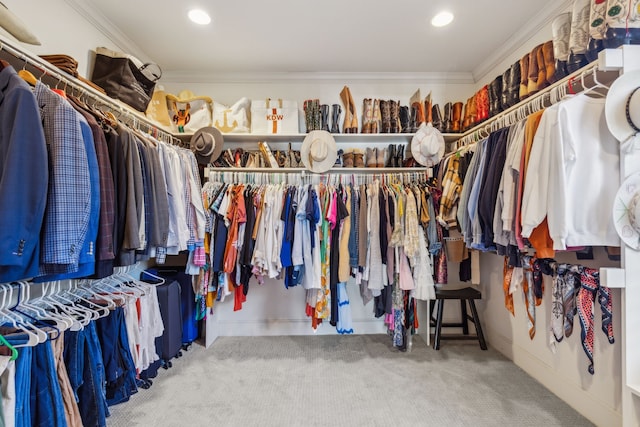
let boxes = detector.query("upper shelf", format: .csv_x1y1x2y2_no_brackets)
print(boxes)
174,131,463,144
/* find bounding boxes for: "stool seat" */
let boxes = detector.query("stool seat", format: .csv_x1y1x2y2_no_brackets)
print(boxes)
431,286,487,351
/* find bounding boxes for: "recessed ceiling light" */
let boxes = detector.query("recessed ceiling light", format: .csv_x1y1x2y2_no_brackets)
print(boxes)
188,9,211,25
431,11,454,27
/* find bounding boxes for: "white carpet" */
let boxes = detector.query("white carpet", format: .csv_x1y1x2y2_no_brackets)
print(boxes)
107,334,593,427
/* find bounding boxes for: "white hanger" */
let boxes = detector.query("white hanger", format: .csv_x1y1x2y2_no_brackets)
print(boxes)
17,282,73,331
0,284,49,346
39,282,84,331
65,280,110,319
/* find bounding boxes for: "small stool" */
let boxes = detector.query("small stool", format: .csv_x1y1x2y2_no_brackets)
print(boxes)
430,287,487,350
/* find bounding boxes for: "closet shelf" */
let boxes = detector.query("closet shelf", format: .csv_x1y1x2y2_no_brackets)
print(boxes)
628,384,640,399
206,166,430,174
175,132,463,144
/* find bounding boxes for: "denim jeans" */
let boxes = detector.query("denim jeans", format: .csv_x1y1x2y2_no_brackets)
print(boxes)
31,341,66,427
64,321,109,427
6,334,31,427
95,307,137,407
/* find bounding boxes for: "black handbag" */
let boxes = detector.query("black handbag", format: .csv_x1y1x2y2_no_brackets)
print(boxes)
91,47,161,112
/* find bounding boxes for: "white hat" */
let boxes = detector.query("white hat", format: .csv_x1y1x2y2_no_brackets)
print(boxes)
190,126,223,166
301,130,337,173
411,122,445,167
605,70,640,152
613,172,640,250
0,2,40,45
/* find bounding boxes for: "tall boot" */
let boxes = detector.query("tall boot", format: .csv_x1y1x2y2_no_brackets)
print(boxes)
508,60,521,108
347,88,358,133
390,101,400,133
536,43,549,92
542,40,556,85
380,100,391,133
519,53,530,101
320,104,330,132
489,77,502,117
331,104,341,133
461,100,470,132
451,102,463,133
372,99,381,133
386,144,396,167
501,69,510,110
468,95,477,129
425,92,433,124
362,98,373,133
443,102,453,133
399,106,410,133
432,104,443,132
527,45,541,96
340,86,357,133
409,104,418,133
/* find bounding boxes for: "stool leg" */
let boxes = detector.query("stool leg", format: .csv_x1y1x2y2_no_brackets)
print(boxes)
461,299,469,335
434,299,444,350
468,300,488,350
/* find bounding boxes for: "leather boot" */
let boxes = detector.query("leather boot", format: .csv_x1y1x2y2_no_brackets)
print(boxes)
399,106,410,133
425,92,433,124
387,144,396,167
536,43,549,91
320,104,330,132
527,45,541,96
488,77,501,118
342,151,354,167
476,86,489,123
347,88,358,133
362,98,373,133
554,59,568,83
508,60,521,108
377,147,387,168
519,53,530,101
461,99,470,132
542,40,556,85
451,102,463,133
397,144,405,167
468,95,477,129
409,104,418,133
380,100,391,133
443,102,453,133
331,104,341,133
501,68,510,110
304,99,314,132
432,104,443,132
340,86,353,133
372,99,381,133
366,147,377,167
390,101,400,133
353,150,364,168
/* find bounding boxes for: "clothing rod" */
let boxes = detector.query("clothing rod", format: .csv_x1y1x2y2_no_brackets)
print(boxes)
206,167,430,174
0,35,181,146
454,60,615,147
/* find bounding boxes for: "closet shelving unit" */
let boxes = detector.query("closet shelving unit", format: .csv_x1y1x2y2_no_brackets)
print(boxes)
175,132,463,144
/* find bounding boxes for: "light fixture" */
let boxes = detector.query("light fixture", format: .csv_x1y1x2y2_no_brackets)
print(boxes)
431,11,454,27
188,9,211,25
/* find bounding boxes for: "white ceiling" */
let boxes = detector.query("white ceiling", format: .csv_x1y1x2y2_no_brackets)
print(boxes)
68,0,571,82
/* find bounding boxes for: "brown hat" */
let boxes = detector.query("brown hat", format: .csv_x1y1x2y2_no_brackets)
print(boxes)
190,126,223,166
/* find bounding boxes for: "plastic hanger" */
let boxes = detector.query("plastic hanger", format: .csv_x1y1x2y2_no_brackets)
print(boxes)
65,280,110,319
16,281,73,331
0,334,18,361
17,57,37,87
38,282,85,331
10,286,60,341
0,284,42,347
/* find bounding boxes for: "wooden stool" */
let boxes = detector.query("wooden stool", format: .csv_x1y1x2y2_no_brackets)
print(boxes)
430,287,487,350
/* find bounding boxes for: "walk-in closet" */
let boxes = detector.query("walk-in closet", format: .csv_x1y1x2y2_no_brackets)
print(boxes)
0,1,638,426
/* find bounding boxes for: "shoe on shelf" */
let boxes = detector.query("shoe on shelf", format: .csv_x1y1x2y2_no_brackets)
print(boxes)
366,147,377,167
377,147,387,168
353,149,365,168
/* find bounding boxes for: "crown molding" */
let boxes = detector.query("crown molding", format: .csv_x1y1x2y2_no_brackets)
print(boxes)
472,0,573,84
62,0,152,62
160,70,476,85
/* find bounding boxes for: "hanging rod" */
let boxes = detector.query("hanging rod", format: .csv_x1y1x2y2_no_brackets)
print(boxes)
454,59,616,147
205,167,430,174
0,35,181,146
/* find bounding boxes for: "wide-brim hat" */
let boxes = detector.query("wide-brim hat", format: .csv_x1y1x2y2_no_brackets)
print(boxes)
411,122,445,167
0,2,40,45
613,172,640,250
190,126,223,166
301,130,337,173
605,70,640,149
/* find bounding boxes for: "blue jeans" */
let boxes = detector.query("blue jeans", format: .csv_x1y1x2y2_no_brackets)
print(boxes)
6,334,31,427
30,341,66,427
95,307,137,407
64,321,109,427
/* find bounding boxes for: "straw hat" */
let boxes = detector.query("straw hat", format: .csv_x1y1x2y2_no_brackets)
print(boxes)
613,172,640,250
411,122,445,167
301,130,337,173
605,70,640,152
0,2,40,45
190,126,223,166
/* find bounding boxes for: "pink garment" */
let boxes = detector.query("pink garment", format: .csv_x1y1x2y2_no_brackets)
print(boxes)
398,248,415,290
327,190,338,230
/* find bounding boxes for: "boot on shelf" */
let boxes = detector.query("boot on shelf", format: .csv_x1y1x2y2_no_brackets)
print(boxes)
399,106,410,133
366,147,377,167
542,40,556,85
377,147,387,168
320,104,330,132
425,92,433,124
432,103,443,132
451,102,463,133
519,53,530,101
353,149,365,168
507,60,521,108
501,68,510,111
331,104,341,133
304,99,314,132
536,43,549,92
372,99,381,133
362,98,374,133
389,101,400,133
527,45,541,96
340,86,358,133
380,100,391,133
443,102,453,133
386,144,396,167
342,150,354,167
396,144,405,167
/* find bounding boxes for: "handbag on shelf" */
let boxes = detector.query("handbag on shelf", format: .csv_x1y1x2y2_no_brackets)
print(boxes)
212,97,251,133
91,46,161,112
167,90,213,134
251,98,299,134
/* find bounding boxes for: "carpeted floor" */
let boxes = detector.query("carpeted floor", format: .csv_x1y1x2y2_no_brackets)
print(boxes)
107,335,593,427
